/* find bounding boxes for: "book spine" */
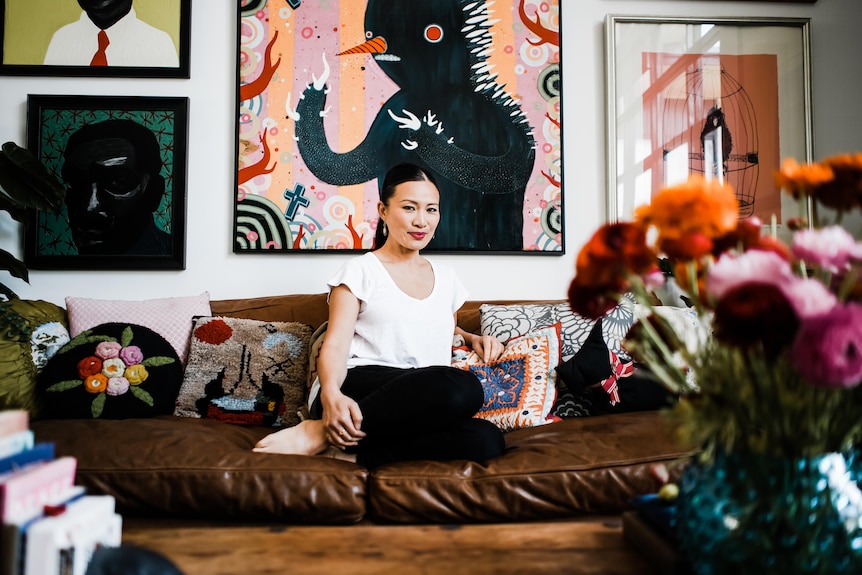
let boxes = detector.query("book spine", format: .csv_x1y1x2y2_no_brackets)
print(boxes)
0,432,34,460
1,457,78,524
0,411,28,439
0,444,55,475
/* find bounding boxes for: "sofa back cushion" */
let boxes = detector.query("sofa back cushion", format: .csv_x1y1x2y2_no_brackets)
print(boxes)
210,293,330,330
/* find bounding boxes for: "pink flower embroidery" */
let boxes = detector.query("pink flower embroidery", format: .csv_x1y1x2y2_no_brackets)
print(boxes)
106,377,130,396
95,341,122,360
119,345,144,365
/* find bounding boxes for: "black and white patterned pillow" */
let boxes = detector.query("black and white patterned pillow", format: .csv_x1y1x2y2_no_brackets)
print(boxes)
479,295,636,361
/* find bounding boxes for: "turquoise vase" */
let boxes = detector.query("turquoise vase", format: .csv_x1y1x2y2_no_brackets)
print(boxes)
675,449,862,574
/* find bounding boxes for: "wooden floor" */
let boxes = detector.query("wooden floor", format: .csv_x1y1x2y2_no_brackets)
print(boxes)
122,517,656,575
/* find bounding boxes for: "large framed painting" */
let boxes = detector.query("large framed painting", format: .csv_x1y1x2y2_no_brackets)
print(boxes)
0,0,191,78
605,16,813,244
235,0,562,254
25,95,189,270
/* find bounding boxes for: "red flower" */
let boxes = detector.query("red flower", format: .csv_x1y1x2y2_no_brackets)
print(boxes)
713,282,799,358
567,223,656,319
194,319,233,345
77,356,103,378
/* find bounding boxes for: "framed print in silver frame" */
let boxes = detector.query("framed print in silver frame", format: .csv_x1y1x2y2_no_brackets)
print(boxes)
605,16,812,243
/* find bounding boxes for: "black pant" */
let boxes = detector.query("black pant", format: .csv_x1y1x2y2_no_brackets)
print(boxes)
314,365,505,468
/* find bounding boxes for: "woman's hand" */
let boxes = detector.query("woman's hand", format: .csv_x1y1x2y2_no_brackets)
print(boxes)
321,390,366,449
469,333,504,363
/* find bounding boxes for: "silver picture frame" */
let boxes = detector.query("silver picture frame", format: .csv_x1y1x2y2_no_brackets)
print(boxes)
604,15,813,242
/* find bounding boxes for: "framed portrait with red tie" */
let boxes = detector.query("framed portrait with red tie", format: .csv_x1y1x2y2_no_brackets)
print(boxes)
0,0,191,78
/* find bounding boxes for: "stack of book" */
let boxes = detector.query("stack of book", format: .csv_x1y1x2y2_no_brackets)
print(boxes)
0,410,122,575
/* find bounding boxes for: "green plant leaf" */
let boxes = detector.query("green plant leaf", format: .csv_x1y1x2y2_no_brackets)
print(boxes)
46,379,83,392
129,386,154,406
0,248,29,282
121,326,134,347
60,331,116,353
91,393,106,418
142,356,175,367
0,142,66,213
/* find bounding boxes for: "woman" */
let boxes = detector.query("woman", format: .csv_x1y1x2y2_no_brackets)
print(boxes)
254,163,506,467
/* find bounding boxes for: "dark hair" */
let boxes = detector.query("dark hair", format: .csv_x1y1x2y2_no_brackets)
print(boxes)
373,163,438,248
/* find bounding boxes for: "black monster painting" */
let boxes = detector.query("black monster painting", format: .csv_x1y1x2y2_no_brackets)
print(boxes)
291,0,536,251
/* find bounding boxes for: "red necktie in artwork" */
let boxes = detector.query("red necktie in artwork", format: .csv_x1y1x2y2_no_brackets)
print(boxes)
591,349,635,406
90,30,110,66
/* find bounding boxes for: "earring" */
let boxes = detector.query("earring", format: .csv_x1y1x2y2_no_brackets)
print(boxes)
381,222,388,237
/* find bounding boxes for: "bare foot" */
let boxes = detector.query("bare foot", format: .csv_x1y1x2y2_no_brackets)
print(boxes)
253,420,328,455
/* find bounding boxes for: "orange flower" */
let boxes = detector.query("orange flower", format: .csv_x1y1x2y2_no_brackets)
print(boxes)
84,374,108,394
635,176,739,250
775,158,834,198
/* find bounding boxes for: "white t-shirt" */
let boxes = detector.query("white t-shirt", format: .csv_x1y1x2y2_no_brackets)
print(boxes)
308,252,468,408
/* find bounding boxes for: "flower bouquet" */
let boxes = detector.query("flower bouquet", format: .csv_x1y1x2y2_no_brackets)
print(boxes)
567,154,862,573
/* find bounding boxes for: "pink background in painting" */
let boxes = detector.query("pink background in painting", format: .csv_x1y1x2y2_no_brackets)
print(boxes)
641,52,781,223
238,1,561,251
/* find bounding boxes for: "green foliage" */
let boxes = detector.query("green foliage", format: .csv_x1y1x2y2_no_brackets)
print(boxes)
665,341,862,461
0,142,66,336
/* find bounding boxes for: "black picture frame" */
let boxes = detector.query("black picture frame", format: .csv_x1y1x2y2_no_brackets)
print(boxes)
0,0,191,78
25,95,189,270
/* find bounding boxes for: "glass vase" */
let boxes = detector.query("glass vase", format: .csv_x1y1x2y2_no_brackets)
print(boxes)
675,449,862,574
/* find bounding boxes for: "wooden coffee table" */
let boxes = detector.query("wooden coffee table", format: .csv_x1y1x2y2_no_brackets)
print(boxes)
121,516,655,575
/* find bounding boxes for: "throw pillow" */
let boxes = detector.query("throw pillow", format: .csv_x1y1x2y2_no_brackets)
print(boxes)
452,323,561,432
555,319,674,416
0,299,69,415
479,295,636,362
175,316,313,427
36,323,182,419
65,292,211,365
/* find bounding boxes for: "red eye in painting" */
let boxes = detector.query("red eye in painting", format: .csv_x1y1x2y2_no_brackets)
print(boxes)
366,31,373,39
424,24,443,43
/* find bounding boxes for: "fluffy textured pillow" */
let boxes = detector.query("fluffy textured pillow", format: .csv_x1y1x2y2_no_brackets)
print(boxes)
554,318,674,416
452,323,561,432
65,292,211,364
0,299,69,415
306,321,328,393
175,316,313,427
36,323,182,419
479,295,636,361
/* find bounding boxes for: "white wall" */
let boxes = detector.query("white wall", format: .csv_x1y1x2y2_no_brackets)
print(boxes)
0,0,859,306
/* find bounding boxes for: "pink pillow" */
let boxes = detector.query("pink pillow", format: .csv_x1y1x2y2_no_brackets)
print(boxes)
65,293,211,364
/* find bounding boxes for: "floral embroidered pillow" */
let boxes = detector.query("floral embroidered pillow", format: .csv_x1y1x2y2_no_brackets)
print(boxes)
36,323,182,419
174,317,312,428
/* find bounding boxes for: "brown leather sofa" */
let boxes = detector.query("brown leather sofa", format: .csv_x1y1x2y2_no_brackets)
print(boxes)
30,294,691,525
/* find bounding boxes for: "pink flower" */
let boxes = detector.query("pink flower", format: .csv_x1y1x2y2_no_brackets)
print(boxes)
706,250,796,301
780,277,838,319
106,377,130,396
790,302,862,388
119,346,144,365
95,341,122,360
792,225,862,273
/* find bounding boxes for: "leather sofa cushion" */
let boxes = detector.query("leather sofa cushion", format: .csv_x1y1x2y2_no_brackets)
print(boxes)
368,411,691,523
31,416,368,524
